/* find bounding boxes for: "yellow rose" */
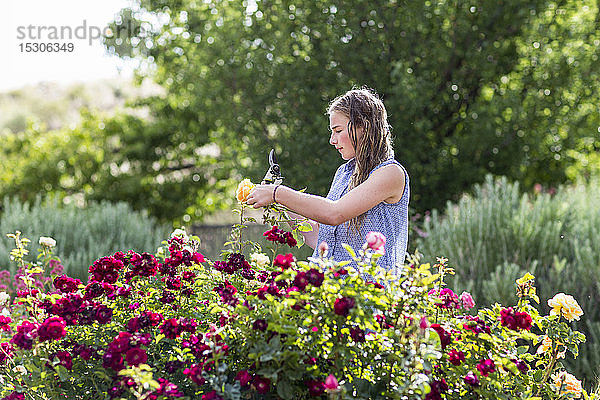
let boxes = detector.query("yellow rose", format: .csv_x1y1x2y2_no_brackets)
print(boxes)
250,253,270,269
552,371,583,398
548,293,583,322
236,179,255,203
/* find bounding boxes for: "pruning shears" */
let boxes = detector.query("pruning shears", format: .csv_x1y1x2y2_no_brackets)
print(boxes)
261,149,284,185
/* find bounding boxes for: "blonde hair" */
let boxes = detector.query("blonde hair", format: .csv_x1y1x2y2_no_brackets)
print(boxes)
328,87,394,233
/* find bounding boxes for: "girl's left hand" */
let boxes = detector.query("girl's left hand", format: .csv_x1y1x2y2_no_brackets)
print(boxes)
247,185,277,208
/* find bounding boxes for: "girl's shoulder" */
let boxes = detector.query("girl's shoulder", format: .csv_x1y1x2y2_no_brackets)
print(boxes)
369,158,408,179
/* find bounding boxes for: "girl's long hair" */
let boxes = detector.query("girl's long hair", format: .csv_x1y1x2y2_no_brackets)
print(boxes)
328,87,394,233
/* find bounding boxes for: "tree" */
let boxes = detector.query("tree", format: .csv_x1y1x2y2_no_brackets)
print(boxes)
103,0,600,216
2,0,598,223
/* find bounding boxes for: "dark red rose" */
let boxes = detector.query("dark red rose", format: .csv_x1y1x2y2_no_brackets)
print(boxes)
252,319,268,331
201,391,223,400
500,307,519,330
430,324,451,350
515,311,533,330
183,364,206,386
448,349,465,365
103,350,124,371
235,370,252,386
462,315,491,335
0,342,14,364
476,359,496,376
334,297,355,317
293,272,308,291
109,332,133,353
349,327,366,342
95,305,113,324
54,351,73,370
425,379,448,400
125,347,147,366
10,321,38,350
306,269,324,287
253,376,271,394
160,318,183,339
305,379,325,397
38,316,66,342
53,275,81,293
511,358,529,373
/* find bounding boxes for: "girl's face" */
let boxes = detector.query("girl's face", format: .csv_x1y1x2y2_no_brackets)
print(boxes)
329,112,362,160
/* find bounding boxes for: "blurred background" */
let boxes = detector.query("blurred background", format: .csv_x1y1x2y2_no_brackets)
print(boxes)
1,0,599,387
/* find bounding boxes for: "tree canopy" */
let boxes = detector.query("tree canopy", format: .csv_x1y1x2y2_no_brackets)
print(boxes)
2,0,599,223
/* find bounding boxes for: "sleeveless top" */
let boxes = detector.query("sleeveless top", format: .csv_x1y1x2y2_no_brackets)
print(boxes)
311,158,410,275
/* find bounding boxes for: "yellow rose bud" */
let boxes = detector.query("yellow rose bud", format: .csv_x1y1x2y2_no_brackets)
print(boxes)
548,293,583,322
537,336,565,358
236,179,255,203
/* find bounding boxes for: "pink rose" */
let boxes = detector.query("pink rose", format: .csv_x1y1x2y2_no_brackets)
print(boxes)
365,231,386,255
318,241,329,257
459,291,475,310
324,374,339,390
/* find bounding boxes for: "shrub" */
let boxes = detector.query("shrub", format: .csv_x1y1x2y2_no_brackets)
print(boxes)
0,196,595,399
0,196,170,282
416,175,600,385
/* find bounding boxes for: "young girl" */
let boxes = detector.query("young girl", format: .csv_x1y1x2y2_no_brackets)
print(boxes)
246,88,409,272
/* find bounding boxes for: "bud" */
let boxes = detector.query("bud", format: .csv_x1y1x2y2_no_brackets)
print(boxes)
318,241,329,258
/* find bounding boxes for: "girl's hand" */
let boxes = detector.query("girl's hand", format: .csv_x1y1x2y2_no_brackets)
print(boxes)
247,185,278,208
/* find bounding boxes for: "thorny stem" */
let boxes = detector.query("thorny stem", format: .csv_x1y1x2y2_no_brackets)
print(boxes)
238,207,245,253
434,263,445,324
535,340,560,398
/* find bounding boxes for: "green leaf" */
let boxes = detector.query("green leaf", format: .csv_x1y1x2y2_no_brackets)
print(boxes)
277,378,297,400
342,243,356,258
292,229,305,248
297,222,313,232
56,365,69,382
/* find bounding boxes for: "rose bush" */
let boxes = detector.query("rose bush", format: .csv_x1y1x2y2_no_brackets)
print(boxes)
0,183,596,399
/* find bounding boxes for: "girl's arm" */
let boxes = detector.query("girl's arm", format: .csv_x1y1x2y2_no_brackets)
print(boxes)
247,164,405,226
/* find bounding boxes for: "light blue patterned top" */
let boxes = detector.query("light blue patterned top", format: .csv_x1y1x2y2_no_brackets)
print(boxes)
311,158,410,274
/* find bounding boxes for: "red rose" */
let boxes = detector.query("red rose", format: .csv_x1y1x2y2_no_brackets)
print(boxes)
38,316,66,342
253,376,271,394
334,297,356,317
125,347,147,366
235,370,252,386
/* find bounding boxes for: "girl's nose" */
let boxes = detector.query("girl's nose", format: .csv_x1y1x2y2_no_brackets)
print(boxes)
329,131,337,145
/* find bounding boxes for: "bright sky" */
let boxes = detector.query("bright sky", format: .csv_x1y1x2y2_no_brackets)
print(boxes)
0,0,137,91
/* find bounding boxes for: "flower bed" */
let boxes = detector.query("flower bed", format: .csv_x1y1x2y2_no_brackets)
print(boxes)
0,196,594,399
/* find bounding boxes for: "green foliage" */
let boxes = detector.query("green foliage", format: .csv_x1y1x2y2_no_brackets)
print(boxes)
416,175,600,385
2,1,599,223
0,196,170,281
0,214,595,399
100,0,600,217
